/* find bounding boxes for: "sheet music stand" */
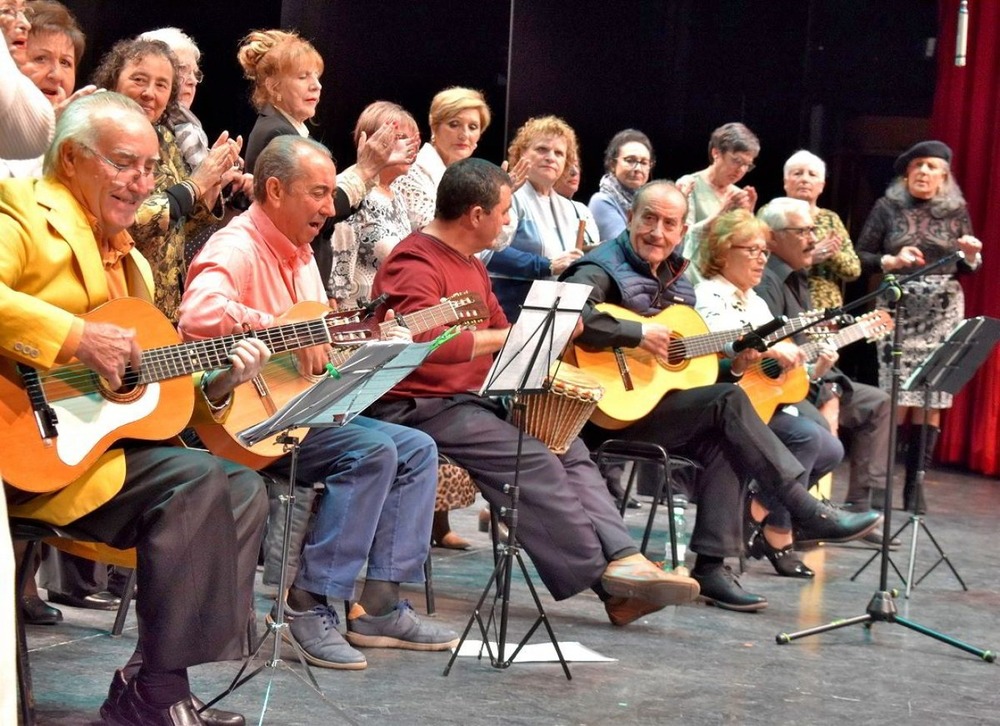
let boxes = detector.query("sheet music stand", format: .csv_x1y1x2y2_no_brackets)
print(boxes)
852,316,1000,596
444,280,590,680
204,340,434,719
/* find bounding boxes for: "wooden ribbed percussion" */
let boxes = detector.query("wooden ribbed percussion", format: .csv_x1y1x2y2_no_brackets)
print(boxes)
513,363,604,454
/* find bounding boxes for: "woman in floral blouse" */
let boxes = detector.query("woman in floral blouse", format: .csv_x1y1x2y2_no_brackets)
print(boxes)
782,150,859,308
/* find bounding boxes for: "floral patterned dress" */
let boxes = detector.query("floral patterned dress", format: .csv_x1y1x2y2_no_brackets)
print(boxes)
855,195,975,408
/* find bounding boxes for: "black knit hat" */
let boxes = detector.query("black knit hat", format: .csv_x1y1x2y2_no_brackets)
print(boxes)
894,140,952,175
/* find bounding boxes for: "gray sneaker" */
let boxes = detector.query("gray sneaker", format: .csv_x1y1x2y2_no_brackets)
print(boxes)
345,600,459,651
269,601,368,670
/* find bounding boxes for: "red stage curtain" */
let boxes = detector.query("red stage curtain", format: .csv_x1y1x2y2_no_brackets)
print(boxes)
931,0,1000,474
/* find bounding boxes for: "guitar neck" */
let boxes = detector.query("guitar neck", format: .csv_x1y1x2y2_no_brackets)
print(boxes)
674,326,750,358
800,323,872,363
390,301,456,336
138,317,347,384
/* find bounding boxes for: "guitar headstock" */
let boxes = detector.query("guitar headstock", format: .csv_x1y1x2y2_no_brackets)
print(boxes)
323,309,377,345
444,291,489,328
856,309,894,342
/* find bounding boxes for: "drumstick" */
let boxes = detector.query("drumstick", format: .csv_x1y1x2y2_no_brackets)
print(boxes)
574,220,587,250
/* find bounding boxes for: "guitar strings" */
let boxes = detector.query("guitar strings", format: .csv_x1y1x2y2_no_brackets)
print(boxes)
31,316,369,393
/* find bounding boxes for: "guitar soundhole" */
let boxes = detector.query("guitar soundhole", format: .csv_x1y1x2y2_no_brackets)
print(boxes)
99,368,145,403
761,360,783,381
665,336,686,368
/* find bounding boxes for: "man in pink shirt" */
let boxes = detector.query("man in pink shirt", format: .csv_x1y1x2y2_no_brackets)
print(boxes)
178,136,456,671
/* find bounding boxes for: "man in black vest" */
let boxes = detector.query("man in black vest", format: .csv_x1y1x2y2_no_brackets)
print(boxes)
561,180,881,612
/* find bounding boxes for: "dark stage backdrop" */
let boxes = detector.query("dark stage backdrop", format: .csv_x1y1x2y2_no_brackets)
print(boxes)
57,2,996,475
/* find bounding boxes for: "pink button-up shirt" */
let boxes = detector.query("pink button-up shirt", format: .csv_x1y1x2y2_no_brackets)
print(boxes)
178,202,327,340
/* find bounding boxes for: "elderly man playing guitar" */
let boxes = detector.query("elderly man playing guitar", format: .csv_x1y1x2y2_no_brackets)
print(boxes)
559,180,881,612
0,93,268,726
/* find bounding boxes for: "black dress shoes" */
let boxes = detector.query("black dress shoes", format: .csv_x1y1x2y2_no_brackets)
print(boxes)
104,670,245,726
48,589,121,611
21,595,63,625
692,564,768,612
100,677,205,726
793,502,882,549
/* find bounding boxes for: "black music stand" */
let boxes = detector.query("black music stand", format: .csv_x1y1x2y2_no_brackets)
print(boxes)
775,252,995,664
852,316,1000,596
444,280,589,680
204,340,435,719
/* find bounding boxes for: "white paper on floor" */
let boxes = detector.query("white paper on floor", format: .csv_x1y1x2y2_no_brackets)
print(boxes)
454,640,616,662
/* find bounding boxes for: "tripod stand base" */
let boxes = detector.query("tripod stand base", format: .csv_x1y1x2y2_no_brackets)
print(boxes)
775,590,996,662
851,514,968,595
444,543,571,680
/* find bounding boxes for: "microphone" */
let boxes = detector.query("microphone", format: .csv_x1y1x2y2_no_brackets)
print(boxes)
724,316,788,357
955,0,969,67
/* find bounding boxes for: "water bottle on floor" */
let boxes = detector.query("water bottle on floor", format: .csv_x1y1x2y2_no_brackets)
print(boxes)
666,495,691,575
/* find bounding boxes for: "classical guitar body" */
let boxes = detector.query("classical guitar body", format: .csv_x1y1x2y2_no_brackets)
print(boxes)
738,362,810,423
194,301,331,470
1,298,194,493
574,304,720,430
196,294,488,469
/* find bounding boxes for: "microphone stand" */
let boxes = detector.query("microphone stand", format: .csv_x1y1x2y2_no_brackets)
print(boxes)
772,250,995,662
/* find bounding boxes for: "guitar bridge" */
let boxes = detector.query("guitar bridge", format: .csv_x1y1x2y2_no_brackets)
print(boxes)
613,348,634,391
250,374,278,417
17,363,59,442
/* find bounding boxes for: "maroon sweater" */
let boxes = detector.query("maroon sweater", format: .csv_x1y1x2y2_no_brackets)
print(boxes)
373,232,508,398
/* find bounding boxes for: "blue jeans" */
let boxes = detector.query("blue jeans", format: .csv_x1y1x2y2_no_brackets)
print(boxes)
265,416,437,600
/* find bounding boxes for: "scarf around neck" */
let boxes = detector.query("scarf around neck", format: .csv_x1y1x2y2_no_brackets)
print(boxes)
598,172,636,217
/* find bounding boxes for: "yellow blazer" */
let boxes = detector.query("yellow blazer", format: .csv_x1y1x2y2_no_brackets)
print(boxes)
0,177,220,539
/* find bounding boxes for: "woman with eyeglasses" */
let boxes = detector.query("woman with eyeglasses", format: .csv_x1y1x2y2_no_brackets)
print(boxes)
486,115,587,322
588,128,655,242
694,210,842,579
677,122,760,284
91,37,245,322
855,141,983,513
139,28,209,170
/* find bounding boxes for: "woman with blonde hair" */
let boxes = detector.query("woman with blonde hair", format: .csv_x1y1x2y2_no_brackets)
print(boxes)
392,85,492,232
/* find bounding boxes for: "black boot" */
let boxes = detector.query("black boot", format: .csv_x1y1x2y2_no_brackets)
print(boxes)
903,425,939,514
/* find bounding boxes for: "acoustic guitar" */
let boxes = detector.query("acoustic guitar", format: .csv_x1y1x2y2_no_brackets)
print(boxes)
738,309,894,422
0,297,374,493
572,304,826,429
195,292,488,469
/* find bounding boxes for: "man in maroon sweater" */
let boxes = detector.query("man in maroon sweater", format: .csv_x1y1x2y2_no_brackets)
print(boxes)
368,158,699,626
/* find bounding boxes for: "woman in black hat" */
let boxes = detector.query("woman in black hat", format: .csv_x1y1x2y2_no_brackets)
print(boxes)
855,140,983,513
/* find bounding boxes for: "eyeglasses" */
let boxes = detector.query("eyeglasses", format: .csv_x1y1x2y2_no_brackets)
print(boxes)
731,245,769,260
177,65,204,84
0,3,33,21
779,226,818,237
78,144,158,187
724,153,756,172
619,156,652,170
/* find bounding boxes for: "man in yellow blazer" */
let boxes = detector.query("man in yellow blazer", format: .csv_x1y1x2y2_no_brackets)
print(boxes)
0,92,268,726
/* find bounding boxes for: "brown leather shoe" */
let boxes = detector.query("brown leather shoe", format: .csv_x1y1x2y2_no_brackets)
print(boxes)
604,596,665,626
601,554,700,607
